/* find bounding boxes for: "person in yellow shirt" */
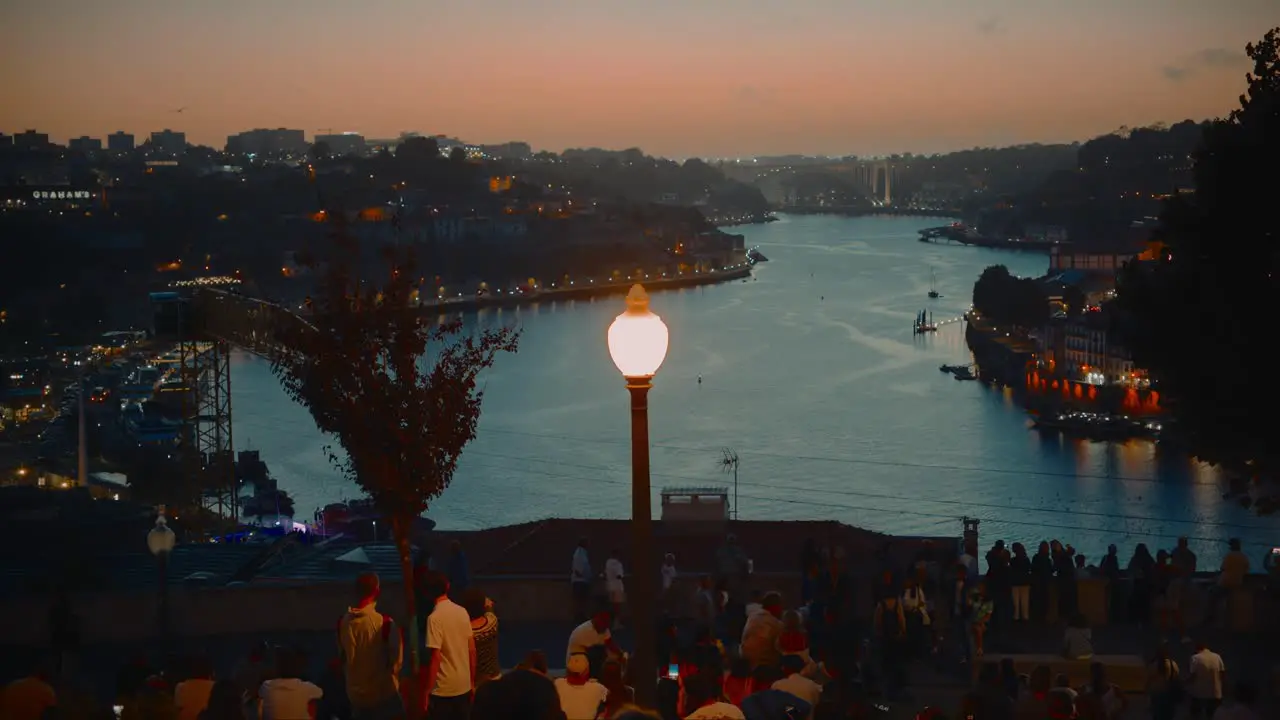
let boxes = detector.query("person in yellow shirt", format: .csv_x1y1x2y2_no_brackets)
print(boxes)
0,661,57,720
1202,538,1250,628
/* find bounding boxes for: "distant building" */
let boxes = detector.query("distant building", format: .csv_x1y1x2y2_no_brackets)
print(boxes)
226,128,308,156
149,129,187,156
107,131,135,152
68,136,103,153
480,142,532,160
1048,246,1134,274
13,130,50,150
1038,309,1142,387
0,133,12,149
314,132,366,157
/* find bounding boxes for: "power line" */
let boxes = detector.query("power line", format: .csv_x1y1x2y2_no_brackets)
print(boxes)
465,448,1272,533
459,458,1273,549
477,426,1223,486
230,415,1264,534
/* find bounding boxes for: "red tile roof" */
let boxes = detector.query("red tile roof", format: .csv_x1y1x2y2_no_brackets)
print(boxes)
428,518,955,578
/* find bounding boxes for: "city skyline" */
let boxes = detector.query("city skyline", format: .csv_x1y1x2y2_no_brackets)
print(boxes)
1,0,1273,157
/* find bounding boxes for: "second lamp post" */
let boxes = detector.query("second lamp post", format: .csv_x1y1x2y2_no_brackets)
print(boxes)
606,284,669,707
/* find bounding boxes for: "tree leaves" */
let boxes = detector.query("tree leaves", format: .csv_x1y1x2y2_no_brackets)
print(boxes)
269,215,521,521
1113,28,1280,514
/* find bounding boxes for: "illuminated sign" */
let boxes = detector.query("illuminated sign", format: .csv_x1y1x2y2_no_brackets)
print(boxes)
32,190,92,200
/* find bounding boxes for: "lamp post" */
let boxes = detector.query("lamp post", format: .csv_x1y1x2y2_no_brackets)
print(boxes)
606,284,668,706
147,505,176,664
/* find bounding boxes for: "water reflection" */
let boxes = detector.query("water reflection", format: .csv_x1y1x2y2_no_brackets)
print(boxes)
232,214,1261,567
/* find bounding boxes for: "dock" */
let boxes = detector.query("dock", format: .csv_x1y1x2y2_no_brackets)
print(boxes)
918,224,1067,252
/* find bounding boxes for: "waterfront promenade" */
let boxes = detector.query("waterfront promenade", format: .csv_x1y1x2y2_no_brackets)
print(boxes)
415,262,754,313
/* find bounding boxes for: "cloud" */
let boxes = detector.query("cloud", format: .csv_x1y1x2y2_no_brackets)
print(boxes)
1162,47,1248,81
976,17,1004,35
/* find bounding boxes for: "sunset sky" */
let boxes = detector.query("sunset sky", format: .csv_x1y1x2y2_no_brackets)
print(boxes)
1,0,1272,157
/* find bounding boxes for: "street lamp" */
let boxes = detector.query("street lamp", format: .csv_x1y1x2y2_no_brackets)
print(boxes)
147,505,176,663
606,284,668,706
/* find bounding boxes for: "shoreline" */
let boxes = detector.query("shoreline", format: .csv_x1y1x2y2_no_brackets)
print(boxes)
417,264,754,313
776,207,962,220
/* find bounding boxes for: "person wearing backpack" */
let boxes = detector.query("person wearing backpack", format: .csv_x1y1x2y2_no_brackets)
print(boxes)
1145,643,1182,720
337,572,404,720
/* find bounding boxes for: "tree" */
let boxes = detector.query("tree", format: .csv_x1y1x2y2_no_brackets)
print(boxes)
1113,28,1280,514
448,146,467,163
397,136,439,166
270,219,520,709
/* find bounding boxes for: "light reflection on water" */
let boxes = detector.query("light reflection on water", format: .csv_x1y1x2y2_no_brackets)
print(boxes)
230,214,1270,566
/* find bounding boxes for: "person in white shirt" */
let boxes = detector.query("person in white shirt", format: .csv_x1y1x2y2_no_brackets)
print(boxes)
683,672,745,720
605,549,626,626
1188,642,1227,720
421,571,476,720
771,655,821,719
570,538,592,623
1212,682,1259,720
566,611,625,671
554,653,608,720
258,647,323,720
661,553,678,612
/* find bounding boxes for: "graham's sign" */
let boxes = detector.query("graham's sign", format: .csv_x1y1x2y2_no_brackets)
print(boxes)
32,189,93,200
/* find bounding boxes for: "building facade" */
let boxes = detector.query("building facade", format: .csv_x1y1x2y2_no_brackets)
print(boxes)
107,131,135,152
1039,311,1142,386
149,129,187,156
226,128,308,156
13,130,50,150
68,136,103,153
314,132,366,157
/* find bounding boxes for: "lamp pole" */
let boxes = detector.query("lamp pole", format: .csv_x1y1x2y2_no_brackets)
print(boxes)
147,505,176,666
607,285,669,707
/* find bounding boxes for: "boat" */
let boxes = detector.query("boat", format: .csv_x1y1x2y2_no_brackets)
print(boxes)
928,268,941,299
954,367,976,381
1032,411,1161,441
914,309,937,334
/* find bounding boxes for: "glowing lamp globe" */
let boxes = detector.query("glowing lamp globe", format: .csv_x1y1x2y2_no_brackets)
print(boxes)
147,506,176,556
607,285,669,379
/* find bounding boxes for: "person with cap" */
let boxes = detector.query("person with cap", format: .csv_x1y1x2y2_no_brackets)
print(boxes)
554,652,608,720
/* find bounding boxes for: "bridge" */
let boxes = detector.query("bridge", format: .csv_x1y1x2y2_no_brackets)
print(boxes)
724,158,905,207
150,287,314,522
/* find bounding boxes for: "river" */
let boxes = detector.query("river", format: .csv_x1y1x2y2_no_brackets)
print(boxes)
228,214,1273,566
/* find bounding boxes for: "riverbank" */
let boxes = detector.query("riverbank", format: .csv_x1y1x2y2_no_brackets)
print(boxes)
417,263,754,313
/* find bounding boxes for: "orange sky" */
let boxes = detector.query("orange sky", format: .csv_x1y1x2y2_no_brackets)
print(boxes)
0,0,1272,157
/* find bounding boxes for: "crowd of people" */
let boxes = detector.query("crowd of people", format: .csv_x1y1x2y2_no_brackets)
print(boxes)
0,532,1271,720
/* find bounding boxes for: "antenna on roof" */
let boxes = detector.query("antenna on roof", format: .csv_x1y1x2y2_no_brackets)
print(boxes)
719,448,739,521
